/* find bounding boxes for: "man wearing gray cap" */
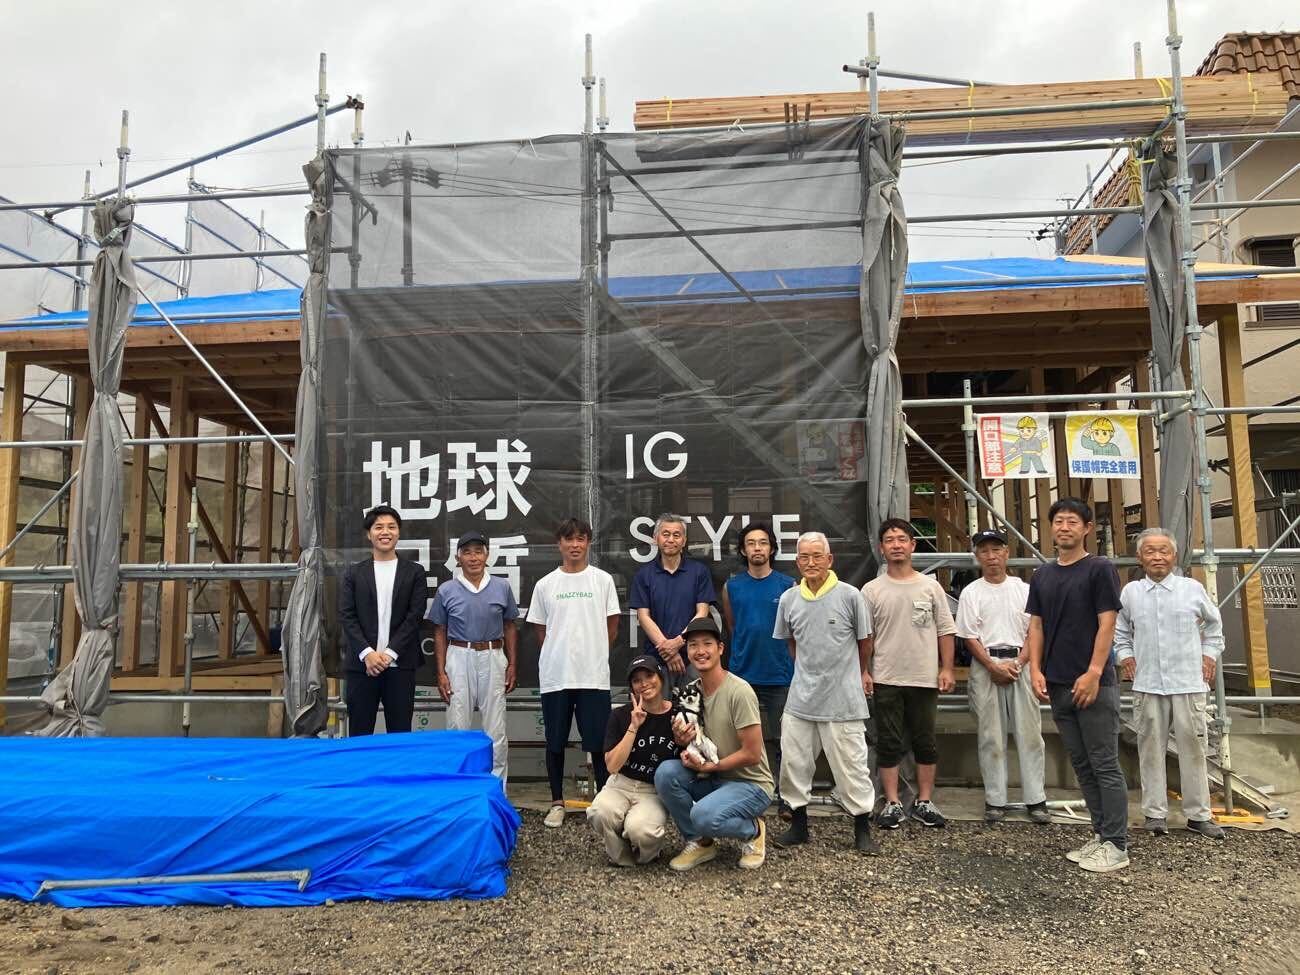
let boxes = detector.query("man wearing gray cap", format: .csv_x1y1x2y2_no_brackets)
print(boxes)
955,529,1050,824
429,530,519,783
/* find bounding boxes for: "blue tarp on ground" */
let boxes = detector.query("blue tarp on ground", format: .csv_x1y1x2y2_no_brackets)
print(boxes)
0,732,519,907
5,256,1260,329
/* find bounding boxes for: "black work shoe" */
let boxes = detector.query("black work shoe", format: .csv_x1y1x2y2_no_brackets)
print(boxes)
775,806,809,848
854,813,880,854
1026,802,1052,825
910,799,947,828
984,804,1007,823
877,801,905,830
1144,817,1169,836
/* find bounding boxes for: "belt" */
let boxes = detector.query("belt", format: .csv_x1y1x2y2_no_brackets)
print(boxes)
449,640,503,651
987,646,1021,659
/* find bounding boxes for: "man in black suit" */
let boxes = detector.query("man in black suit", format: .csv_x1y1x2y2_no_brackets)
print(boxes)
340,504,430,735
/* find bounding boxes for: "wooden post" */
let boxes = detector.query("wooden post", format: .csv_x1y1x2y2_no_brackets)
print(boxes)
0,358,25,727
59,380,91,667
1218,308,1272,694
158,377,191,678
257,440,274,654
1131,358,1160,529
119,396,152,671
219,427,239,659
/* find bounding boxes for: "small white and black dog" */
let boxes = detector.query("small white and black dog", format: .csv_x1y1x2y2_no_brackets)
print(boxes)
671,679,720,766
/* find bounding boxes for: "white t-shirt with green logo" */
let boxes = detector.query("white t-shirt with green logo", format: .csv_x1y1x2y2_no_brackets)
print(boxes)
526,565,621,693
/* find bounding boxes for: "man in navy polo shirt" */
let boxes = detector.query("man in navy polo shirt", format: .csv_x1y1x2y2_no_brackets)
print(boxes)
630,513,716,684
430,529,519,783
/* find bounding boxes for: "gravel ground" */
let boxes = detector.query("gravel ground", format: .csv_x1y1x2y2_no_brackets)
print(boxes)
0,812,1296,975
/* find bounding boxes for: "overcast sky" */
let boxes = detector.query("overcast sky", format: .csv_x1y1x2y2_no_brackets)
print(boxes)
1,0,1296,264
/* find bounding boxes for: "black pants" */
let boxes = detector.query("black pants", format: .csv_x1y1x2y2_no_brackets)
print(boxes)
541,689,611,801
346,667,417,735
1049,682,1128,848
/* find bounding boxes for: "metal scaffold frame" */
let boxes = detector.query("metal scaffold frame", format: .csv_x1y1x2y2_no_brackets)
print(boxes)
0,56,365,732
0,12,1297,771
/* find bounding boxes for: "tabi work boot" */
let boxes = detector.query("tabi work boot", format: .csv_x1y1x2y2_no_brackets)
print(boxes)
775,806,810,848
854,813,881,854
1026,802,1052,825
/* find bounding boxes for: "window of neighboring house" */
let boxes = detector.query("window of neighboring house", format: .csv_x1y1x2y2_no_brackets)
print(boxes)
1250,238,1300,324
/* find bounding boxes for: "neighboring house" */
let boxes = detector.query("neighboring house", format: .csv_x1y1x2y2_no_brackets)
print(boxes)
1061,32,1300,687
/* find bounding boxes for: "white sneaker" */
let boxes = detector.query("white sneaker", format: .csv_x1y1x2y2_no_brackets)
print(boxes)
1065,833,1102,864
543,803,566,828
1078,840,1130,874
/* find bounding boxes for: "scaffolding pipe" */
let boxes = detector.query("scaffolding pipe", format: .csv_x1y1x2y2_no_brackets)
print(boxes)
316,54,329,154
0,563,296,583
903,390,1191,408
866,12,879,118
116,110,130,197
1167,0,1237,809
1190,103,1300,206
0,434,294,450
1216,505,1300,611
137,288,295,468
961,378,979,536
181,491,198,736
903,423,1048,562
1195,160,1300,251
1,189,306,215
887,96,1172,124
843,64,999,87
0,471,77,563
0,247,310,272
44,103,354,218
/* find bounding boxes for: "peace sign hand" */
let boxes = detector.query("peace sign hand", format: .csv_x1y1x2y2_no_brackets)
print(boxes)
628,693,647,731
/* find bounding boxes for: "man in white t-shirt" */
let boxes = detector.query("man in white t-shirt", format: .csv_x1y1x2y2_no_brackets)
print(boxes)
955,530,1049,824
527,518,621,828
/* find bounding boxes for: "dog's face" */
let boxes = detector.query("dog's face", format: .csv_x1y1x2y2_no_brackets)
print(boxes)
672,680,703,722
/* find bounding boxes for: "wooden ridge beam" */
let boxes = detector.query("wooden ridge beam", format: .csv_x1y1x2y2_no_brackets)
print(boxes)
633,73,1292,140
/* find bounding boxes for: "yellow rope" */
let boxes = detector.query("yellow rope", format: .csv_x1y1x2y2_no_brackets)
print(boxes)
1246,72,1258,120
665,98,672,125
1155,77,1172,100
967,81,975,138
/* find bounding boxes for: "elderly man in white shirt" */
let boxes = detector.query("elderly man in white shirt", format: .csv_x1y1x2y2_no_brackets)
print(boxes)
1114,527,1225,840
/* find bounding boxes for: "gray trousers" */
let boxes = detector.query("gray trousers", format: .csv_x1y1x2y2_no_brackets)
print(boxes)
968,664,1046,807
1134,691,1212,822
1049,682,1128,847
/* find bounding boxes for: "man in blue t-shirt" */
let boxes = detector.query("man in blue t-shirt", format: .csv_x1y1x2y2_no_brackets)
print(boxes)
720,521,796,797
1026,498,1127,874
629,513,716,684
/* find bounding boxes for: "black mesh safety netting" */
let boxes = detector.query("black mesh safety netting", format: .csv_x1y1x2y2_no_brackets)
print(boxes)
316,117,906,686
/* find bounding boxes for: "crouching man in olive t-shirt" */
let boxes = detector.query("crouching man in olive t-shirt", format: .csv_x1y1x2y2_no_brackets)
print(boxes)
654,617,775,872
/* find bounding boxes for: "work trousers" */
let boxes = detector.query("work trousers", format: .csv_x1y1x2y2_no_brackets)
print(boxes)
586,773,669,864
1134,691,1212,822
778,713,876,816
968,664,1047,807
445,645,508,783
1049,682,1128,848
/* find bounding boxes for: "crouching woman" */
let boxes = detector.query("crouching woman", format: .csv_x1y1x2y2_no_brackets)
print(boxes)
587,655,680,866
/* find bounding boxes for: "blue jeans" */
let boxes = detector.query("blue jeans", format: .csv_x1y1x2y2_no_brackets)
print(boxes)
654,760,770,843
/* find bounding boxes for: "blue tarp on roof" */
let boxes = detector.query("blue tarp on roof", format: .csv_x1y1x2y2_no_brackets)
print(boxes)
0,732,520,907
5,288,301,331
5,256,1256,329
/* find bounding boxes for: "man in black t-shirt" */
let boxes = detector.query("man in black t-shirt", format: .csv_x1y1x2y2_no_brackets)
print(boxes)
1027,498,1128,874
586,656,679,866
